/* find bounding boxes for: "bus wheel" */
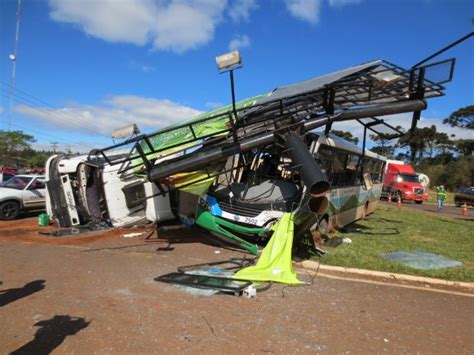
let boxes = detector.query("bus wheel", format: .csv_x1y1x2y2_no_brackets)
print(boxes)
361,202,369,219
317,217,330,237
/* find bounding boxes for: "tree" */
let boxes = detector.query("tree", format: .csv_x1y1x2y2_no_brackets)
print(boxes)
397,128,426,164
0,130,36,167
369,127,403,159
443,105,474,129
330,130,359,145
454,139,474,156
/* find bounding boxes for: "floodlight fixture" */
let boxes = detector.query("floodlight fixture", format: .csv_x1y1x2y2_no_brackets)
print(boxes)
112,124,140,139
371,71,401,88
215,50,242,72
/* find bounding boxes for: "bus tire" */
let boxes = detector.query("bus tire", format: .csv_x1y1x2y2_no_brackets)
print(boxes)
317,217,330,237
361,202,369,219
415,200,423,205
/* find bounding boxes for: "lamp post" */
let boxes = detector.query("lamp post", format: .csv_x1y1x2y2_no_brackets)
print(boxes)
215,50,242,128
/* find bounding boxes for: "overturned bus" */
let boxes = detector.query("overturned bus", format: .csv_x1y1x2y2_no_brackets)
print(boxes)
45,58,454,254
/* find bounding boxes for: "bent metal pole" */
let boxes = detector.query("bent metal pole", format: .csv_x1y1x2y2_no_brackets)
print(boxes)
149,100,427,182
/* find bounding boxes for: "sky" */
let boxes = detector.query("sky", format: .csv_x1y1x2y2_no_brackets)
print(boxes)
0,0,472,153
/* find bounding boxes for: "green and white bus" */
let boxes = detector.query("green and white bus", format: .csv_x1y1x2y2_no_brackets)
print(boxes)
198,132,386,248
309,133,386,233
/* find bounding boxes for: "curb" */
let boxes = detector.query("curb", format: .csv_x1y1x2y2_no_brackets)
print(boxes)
298,260,474,290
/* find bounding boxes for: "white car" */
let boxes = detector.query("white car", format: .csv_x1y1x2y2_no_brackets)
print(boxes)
0,175,46,220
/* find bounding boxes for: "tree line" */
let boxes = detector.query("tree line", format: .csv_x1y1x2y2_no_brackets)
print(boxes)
0,130,57,168
332,105,474,191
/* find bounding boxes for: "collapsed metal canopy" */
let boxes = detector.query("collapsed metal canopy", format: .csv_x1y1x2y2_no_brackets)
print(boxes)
93,57,455,191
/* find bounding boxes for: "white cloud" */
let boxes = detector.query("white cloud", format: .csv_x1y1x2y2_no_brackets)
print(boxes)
228,34,251,51
328,0,363,6
285,0,322,24
228,0,258,22
129,60,156,73
14,95,202,137
48,0,227,53
32,142,96,154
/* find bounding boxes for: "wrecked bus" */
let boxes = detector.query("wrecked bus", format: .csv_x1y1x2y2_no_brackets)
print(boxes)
45,154,175,228
44,57,453,254
45,131,384,254
198,133,386,250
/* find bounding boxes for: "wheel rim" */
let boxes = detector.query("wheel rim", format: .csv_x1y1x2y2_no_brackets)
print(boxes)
2,203,18,217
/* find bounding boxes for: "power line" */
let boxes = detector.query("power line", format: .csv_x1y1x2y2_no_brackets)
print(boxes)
0,87,110,138
412,32,474,68
4,121,81,145
0,83,109,137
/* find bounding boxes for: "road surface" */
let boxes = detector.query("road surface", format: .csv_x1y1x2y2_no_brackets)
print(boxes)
1,218,473,353
380,200,473,220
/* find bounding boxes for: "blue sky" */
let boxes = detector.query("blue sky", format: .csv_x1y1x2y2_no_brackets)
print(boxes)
0,0,472,152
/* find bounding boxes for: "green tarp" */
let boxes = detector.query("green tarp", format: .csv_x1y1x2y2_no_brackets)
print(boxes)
233,213,303,285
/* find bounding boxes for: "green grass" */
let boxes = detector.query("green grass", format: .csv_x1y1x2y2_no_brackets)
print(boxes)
427,189,455,205
318,205,474,282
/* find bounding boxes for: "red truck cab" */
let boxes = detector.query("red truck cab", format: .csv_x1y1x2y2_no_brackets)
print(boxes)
382,160,428,204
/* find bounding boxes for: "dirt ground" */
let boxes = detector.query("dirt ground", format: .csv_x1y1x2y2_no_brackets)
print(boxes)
1,217,473,354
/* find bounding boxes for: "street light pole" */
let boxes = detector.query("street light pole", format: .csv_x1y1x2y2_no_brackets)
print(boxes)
229,69,237,119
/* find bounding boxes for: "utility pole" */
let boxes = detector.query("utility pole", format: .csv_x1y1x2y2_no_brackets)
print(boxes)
51,142,58,153
8,0,22,131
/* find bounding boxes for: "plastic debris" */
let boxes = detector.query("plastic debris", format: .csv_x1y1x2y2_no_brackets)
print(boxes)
384,251,463,270
122,232,144,238
243,285,257,298
342,238,352,244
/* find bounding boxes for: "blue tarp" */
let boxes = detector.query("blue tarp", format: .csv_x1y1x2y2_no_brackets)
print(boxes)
384,251,463,270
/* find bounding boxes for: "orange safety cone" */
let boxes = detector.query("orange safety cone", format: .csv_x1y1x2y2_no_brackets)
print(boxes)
397,196,402,209
462,203,468,217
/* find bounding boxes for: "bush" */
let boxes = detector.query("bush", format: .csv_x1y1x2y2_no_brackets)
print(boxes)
421,157,473,191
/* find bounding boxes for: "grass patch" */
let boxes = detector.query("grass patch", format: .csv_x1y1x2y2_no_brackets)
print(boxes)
318,205,474,282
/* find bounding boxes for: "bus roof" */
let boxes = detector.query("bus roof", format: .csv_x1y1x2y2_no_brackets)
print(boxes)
315,132,387,161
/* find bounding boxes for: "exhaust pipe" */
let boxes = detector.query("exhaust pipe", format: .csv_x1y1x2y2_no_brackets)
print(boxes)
285,133,330,196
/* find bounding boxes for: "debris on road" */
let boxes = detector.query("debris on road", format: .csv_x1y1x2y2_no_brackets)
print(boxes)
384,251,463,270
121,232,144,238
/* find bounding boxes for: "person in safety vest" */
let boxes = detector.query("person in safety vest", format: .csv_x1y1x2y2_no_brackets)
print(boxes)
436,184,447,212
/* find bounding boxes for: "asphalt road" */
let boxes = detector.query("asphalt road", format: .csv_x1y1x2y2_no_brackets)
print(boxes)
1,218,473,354
380,200,473,220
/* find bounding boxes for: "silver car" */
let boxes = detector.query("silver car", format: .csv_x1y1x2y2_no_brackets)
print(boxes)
0,175,46,220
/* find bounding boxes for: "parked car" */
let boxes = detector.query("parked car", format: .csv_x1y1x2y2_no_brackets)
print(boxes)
0,175,46,220
0,167,16,184
454,187,474,207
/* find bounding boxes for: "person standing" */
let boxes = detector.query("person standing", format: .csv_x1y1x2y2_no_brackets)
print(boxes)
436,184,447,212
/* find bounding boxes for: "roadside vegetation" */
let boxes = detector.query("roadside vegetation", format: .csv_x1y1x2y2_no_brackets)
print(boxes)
365,105,474,192
319,205,474,282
